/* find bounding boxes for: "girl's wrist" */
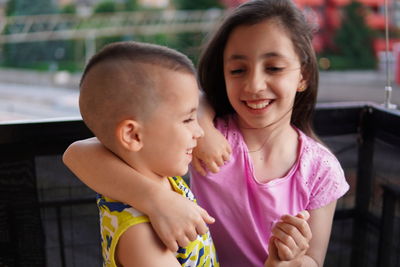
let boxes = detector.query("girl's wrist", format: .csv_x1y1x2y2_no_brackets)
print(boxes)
198,114,215,131
139,182,166,215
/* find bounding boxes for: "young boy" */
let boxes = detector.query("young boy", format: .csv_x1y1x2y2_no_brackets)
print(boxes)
68,41,219,267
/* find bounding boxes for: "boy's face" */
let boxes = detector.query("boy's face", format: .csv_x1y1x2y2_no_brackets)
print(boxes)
139,70,204,178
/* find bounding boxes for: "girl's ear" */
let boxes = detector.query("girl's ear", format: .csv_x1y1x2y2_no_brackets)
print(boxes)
297,79,307,92
115,119,143,152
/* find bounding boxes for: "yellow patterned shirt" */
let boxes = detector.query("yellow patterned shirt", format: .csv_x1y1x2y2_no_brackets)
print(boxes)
97,176,219,267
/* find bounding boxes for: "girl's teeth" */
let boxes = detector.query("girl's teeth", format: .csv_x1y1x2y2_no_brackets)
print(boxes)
246,101,270,109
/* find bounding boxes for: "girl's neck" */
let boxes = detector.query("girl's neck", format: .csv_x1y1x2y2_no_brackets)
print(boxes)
236,117,299,183
236,116,295,154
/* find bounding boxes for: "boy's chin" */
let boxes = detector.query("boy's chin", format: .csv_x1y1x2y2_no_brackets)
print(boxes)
174,166,189,177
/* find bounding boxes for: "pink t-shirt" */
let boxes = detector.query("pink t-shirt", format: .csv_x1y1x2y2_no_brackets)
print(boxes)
190,115,349,267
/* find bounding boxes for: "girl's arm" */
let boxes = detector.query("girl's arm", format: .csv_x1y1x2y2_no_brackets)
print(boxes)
191,93,232,175
303,200,337,266
63,138,215,252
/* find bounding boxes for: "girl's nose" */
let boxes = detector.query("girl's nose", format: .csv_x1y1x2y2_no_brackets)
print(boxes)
246,68,267,93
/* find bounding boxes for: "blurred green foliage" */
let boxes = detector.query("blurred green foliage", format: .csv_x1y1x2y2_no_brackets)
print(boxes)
60,4,77,14
2,0,72,71
94,1,118,13
0,0,219,72
322,1,376,70
125,0,139,11
173,0,223,10
6,0,57,16
170,0,222,64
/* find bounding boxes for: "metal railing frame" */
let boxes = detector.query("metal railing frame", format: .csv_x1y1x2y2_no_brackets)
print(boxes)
0,102,400,266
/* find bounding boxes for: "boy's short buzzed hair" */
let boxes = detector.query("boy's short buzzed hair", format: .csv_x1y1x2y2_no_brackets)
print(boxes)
79,41,196,150
80,41,196,86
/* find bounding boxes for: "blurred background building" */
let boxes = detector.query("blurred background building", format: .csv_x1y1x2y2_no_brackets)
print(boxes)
0,0,399,122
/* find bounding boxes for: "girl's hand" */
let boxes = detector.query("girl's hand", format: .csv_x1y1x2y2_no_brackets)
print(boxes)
271,210,312,261
147,187,215,252
192,123,231,176
264,237,293,267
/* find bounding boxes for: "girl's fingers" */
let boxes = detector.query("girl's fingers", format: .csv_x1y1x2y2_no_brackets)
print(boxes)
176,234,191,249
191,157,207,176
296,210,310,220
272,223,298,250
264,237,279,266
185,225,199,241
276,222,310,251
213,155,225,167
222,150,231,162
281,215,312,241
207,161,220,173
226,144,232,154
274,239,294,261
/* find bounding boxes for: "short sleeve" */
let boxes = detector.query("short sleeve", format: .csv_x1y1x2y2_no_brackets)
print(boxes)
214,116,242,147
214,117,230,139
306,148,350,210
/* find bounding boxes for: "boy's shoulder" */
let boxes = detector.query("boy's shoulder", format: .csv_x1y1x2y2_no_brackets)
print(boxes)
168,176,196,202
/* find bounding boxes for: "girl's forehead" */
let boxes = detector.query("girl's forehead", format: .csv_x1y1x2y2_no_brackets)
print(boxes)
224,20,299,62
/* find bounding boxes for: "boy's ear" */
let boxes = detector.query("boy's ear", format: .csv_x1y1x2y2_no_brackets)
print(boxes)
115,119,143,152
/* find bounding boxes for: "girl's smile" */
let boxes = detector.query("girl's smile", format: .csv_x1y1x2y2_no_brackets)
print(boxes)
243,99,273,114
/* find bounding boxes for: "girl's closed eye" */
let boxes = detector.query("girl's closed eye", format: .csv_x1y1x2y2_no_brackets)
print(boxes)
230,68,245,75
183,117,195,124
265,66,285,73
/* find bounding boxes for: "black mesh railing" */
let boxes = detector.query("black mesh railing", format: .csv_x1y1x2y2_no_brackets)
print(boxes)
0,103,399,267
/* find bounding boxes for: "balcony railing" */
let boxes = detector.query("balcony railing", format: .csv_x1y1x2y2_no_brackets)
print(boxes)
0,102,399,267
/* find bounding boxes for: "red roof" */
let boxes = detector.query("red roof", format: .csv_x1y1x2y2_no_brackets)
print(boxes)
366,13,386,29
373,38,400,54
221,0,248,8
328,0,385,6
358,0,385,6
294,0,324,6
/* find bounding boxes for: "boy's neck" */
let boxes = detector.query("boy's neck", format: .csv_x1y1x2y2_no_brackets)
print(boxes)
116,150,173,190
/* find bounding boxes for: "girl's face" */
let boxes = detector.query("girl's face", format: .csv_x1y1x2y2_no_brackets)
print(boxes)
223,19,305,129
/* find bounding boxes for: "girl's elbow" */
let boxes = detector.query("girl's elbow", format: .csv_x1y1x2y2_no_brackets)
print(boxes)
62,141,82,167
